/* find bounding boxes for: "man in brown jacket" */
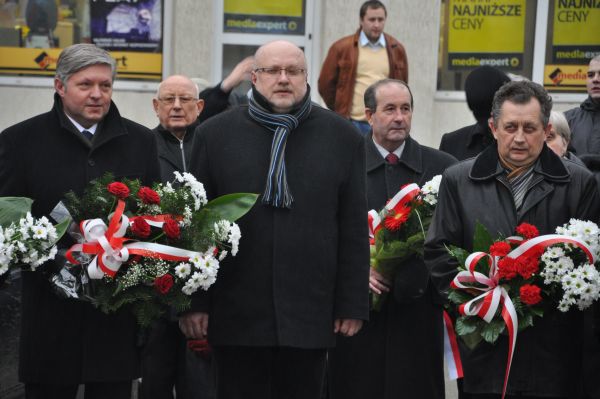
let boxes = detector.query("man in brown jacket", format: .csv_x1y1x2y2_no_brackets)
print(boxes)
318,0,408,135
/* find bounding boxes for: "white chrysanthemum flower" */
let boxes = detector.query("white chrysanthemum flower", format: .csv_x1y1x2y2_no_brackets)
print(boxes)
228,223,241,256
182,282,197,295
175,262,192,279
214,220,231,241
198,274,216,290
198,255,219,277
32,224,49,240
421,175,442,195
218,250,228,261
0,262,8,276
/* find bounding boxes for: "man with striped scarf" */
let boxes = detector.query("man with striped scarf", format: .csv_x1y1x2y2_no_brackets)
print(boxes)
182,40,370,399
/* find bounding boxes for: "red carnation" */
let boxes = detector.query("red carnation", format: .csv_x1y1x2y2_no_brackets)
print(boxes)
497,257,518,280
107,182,130,199
163,218,181,240
131,218,151,238
154,273,174,294
520,284,542,305
515,223,539,239
138,186,160,205
517,256,539,279
489,241,511,257
383,206,411,232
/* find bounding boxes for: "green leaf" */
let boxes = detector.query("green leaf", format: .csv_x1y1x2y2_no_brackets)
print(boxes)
447,245,469,269
460,330,483,350
518,311,534,331
455,316,478,335
481,318,505,344
448,289,474,305
472,221,494,253
530,306,544,318
0,197,33,227
52,217,71,244
203,193,259,222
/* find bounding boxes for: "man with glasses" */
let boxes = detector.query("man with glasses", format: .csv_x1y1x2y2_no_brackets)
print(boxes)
318,0,408,135
182,40,370,399
140,75,215,399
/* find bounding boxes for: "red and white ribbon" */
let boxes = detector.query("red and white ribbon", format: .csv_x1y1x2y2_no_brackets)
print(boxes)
367,183,420,242
450,233,595,399
443,310,464,380
66,200,200,279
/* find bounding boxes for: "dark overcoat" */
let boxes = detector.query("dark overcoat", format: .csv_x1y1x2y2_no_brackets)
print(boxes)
439,122,495,161
424,143,600,397
328,136,457,399
0,94,160,384
188,102,370,348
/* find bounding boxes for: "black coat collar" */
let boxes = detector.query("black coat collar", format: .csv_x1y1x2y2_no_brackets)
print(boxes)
366,135,422,174
469,142,570,182
53,93,128,149
155,119,199,143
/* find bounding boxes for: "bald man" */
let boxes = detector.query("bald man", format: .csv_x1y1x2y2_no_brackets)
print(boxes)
153,75,204,182
183,40,370,399
142,75,214,399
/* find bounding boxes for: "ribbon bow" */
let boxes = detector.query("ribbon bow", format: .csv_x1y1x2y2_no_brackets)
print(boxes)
67,200,201,279
451,233,596,399
368,183,420,244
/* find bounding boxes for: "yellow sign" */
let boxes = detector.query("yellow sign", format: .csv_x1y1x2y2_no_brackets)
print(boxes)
0,47,162,80
544,64,587,91
553,0,600,45
224,0,302,17
448,0,526,53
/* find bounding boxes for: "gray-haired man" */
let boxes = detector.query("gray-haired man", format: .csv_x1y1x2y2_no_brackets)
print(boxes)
0,43,160,398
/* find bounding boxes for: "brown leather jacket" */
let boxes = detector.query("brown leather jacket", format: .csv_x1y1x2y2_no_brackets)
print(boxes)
318,29,409,118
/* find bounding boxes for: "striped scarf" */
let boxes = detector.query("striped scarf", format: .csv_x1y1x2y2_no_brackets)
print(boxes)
248,86,312,209
499,154,536,209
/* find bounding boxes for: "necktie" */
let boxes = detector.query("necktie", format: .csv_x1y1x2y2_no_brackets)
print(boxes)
385,153,399,165
81,130,93,141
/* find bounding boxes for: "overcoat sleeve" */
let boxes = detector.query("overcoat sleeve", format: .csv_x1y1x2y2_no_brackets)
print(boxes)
0,128,26,197
333,136,370,320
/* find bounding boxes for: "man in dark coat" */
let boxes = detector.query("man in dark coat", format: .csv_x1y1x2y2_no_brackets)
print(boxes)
182,40,370,399
142,75,214,399
565,55,600,156
439,66,510,161
328,79,457,399
0,43,160,399
425,80,600,399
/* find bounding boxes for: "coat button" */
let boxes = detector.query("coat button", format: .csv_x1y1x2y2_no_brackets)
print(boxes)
88,159,95,167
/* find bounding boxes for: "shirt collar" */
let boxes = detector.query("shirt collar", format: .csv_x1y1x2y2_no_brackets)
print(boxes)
65,113,98,135
359,30,386,49
372,137,404,159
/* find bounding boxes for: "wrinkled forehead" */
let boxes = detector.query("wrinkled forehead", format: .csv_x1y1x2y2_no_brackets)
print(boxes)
589,60,600,73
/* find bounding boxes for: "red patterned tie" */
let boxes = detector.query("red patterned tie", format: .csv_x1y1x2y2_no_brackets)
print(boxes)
385,153,399,165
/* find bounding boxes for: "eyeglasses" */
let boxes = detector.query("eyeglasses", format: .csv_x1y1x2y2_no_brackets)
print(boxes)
254,67,306,77
157,96,196,105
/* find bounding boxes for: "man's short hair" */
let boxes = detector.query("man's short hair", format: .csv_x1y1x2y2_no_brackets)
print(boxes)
364,79,413,111
591,54,600,64
491,80,552,128
55,43,117,84
360,0,387,18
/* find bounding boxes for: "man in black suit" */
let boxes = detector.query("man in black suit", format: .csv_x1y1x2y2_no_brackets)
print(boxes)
328,79,457,399
0,43,160,399
182,40,370,399
439,66,510,161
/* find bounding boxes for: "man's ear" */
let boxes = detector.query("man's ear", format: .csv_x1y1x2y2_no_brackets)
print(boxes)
365,108,374,125
488,117,497,140
55,78,66,97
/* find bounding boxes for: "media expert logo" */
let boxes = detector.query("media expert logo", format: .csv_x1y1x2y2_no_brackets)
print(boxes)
34,52,56,69
548,67,586,85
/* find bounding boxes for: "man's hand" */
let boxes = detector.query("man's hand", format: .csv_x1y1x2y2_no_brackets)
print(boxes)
179,312,209,339
369,268,391,295
221,56,255,93
334,319,363,337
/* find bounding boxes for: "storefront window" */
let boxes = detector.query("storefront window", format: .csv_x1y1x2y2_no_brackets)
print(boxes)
0,0,163,81
543,0,600,92
437,0,537,91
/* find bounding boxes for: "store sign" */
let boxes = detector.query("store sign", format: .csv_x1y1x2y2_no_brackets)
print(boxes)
447,0,526,70
224,0,305,35
0,0,162,80
550,0,600,64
